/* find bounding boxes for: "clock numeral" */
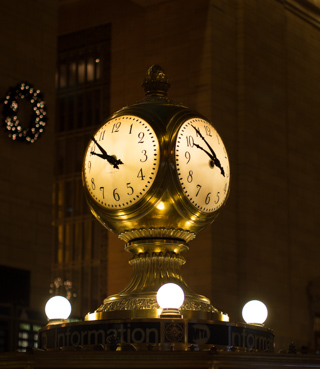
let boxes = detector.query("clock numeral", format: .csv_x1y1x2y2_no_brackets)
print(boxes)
185,151,191,164
100,187,105,199
129,124,133,134
187,170,193,183
204,125,212,137
99,130,105,141
224,182,228,194
205,192,211,205
137,168,145,180
138,132,145,143
90,143,96,154
88,161,92,173
186,135,194,147
91,178,96,190
113,188,120,201
140,150,148,162
193,126,201,137
215,192,220,204
196,184,201,196
127,182,134,195
112,122,121,133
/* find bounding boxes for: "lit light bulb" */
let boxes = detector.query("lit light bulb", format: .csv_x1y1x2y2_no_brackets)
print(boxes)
156,201,165,210
45,295,72,321
222,313,229,322
242,300,268,325
157,283,185,309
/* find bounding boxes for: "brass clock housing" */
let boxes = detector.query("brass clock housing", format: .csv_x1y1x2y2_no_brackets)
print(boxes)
82,65,230,320
83,93,230,244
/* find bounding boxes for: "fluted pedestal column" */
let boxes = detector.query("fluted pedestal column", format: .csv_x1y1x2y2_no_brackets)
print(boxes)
86,239,223,321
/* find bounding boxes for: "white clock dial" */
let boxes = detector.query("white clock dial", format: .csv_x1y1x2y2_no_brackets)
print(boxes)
175,118,230,213
83,115,160,209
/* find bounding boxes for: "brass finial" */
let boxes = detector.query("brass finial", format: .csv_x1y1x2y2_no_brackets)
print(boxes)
142,65,170,96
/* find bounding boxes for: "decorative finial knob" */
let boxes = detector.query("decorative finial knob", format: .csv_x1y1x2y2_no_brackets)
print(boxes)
142,65,170,96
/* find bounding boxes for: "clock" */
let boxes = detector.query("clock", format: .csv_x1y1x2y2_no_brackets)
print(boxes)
80,66,232,322
83,115,160,209
81,66,231,240
175,117,230,213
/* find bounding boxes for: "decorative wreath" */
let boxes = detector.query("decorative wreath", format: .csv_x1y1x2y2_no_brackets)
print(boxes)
2,82,47,143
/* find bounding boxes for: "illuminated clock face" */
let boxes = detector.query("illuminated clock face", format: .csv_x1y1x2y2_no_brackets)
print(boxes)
175,118,230,213
83,115,160,209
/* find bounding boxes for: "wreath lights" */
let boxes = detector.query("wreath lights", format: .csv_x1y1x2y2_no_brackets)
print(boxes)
2,82,47,143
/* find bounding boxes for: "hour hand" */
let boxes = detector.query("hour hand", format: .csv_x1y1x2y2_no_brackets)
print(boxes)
193,143,225,177
91,136,123,169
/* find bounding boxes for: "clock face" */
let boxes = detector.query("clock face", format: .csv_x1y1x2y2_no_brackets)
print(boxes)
175,118,230,213
83,115,160,209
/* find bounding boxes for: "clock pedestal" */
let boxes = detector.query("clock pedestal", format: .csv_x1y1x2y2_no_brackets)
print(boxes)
86,238,223,321
38,65,274,353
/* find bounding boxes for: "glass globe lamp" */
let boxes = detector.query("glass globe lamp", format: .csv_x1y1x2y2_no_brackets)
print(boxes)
45,295,72,324
242,300,268,325
157,283,185,317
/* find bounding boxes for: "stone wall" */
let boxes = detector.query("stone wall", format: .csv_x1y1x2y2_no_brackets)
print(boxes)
0,0,57,312
57,0,320,350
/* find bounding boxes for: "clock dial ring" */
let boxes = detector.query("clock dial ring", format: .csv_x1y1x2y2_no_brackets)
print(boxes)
175,118,230,214
83,115,160,210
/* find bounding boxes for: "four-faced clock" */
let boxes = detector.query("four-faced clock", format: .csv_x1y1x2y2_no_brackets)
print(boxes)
83,115,160,209
175,118,230,213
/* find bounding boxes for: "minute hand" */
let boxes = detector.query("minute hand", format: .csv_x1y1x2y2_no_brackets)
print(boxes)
191,125,225,177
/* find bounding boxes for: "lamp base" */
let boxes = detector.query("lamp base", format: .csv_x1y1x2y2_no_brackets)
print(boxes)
160,308,183,318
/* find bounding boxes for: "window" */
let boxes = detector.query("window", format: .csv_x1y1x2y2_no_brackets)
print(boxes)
17,323,41,352
53,24,110,318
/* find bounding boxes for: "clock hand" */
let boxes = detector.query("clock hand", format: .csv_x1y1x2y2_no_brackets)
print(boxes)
90,151,124,169
193,143,225,177
91,136,124,169
191,125,225,177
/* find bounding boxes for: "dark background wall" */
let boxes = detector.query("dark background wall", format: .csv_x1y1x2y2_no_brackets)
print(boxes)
1,0,320,352
57,0,320,350
0,0,56,313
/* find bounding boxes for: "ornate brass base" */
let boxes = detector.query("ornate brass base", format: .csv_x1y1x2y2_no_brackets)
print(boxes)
85,238,225,321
